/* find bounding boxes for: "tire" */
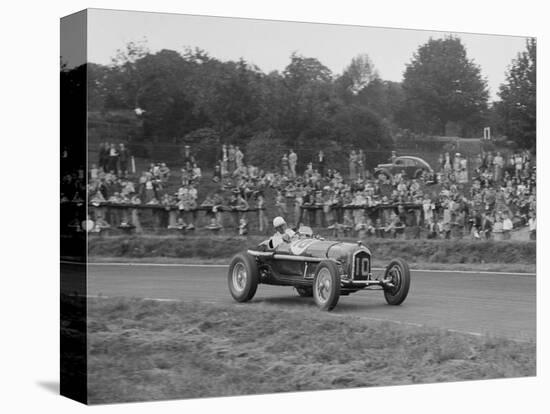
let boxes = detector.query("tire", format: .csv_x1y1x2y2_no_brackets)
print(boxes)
228,253,259,302
312,261,341,311
296,287,313,297
383,258,411,305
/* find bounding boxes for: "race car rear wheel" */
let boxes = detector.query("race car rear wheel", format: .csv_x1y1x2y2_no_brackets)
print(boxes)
296,287,313,297
313,261,341,311
383,258,410,305
228,253,259,303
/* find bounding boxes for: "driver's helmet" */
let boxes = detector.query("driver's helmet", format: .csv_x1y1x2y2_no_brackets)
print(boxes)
273,216,286,228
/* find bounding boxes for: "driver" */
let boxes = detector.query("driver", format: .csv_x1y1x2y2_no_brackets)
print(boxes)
269,216,296,249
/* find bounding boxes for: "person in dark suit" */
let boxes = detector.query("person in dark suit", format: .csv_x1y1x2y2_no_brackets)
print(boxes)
118,143,129,177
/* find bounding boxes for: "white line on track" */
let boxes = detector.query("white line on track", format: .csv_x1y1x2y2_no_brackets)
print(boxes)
85,261,535,276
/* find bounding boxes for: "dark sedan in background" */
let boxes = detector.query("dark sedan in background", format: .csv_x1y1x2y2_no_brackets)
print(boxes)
374,156,433,179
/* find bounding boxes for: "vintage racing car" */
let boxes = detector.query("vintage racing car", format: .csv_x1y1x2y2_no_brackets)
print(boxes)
227,228,410,311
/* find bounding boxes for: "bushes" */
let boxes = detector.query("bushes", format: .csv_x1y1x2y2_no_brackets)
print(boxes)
88,235,536,265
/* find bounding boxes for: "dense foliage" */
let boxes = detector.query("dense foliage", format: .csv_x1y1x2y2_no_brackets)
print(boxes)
400,37,489,136
496,38,536,150
81,36,536,168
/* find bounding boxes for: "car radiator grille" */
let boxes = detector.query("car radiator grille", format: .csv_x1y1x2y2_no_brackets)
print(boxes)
352,251,371,281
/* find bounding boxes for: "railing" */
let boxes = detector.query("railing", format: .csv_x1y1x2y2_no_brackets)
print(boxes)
59,201,532,241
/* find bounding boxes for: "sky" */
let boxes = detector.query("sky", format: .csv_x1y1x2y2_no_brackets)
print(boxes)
82,8,531,101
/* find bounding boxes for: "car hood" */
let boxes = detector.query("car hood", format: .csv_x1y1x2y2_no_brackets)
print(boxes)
276,238,370,260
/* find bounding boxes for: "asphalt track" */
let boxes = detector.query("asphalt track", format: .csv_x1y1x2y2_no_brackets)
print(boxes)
86,263,536,341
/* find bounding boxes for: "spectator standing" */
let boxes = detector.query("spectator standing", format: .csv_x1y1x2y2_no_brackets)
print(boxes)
492,214,504,240
98,142,109,172
228,145,236,173
288,149,298,178
256,193,268,233
118,143,129,177
213,163,222,183
438,153,444,171
317,150,325,176
502,211,513,240
281,153,290,176
107,143,119,173
358,149,366,179
275,190,287,217
493,152,504,182
159,163,171,182
235,146,244,169
453,153,461,175
221,145,228,177
514,152,524,177
444,152,452,172
192,163,202,182
182,145,195,171
349,150,357,180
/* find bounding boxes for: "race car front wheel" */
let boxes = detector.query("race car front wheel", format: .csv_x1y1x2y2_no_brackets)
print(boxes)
383,258,411,305
313,261,341,311
228,253,259,302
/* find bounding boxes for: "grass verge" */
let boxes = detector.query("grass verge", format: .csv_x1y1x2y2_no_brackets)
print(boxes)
88,235,536,273
87,297,535,404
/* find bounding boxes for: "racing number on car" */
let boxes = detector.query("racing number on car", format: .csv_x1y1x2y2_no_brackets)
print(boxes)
355,256,370,277
290,239,317,255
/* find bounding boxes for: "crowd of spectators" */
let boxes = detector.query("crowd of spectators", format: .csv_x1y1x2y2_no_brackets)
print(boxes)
81,140,536,241
200,146,536,241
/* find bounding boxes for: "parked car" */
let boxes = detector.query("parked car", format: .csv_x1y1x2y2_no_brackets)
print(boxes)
374,156,433,179
227,227,410,311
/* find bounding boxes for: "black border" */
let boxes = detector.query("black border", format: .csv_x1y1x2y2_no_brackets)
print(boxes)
60,9,88,404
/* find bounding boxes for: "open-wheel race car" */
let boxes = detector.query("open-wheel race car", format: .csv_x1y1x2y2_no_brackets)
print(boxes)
227,227,410,311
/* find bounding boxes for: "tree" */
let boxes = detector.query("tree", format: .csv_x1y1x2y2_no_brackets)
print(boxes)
356,79,405,123
400,36,489,136
337,54,379,96
497,38,536,149
279,53,336,143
